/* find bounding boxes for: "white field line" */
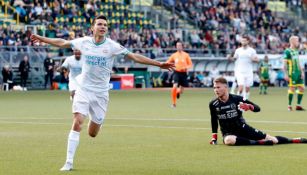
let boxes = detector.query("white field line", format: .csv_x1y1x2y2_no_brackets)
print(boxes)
1,117,307,125
1,120,307,134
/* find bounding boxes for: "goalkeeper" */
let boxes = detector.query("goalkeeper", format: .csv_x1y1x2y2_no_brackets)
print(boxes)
209,77,307,146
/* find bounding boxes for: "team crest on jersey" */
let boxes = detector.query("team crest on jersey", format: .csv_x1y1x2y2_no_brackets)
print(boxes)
231,103,236,110
216,107,220,112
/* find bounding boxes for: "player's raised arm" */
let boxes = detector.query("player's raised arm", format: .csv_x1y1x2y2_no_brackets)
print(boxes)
30,34,71,48
126,53,175,71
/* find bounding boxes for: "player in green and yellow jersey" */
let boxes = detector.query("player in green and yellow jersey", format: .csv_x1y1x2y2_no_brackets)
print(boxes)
259,55,270,95
283,36,305,111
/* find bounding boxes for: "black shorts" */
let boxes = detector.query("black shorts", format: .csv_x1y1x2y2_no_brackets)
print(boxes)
223,124,267,140
172,71,189,87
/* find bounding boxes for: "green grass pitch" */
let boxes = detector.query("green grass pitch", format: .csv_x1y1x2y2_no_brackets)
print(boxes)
0,88,307,175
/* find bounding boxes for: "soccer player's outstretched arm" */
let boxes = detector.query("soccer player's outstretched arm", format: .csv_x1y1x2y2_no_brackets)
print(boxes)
30,34,71,48
126,53,175,71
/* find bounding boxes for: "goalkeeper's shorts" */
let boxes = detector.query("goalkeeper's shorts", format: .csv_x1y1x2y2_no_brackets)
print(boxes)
223,123,267,141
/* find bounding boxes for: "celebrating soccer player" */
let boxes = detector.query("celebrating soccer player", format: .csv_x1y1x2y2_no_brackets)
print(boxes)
31,15,175,171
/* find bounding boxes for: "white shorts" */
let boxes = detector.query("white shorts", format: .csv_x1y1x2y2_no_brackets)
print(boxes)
69,80,79,92
72,88,109,125
235,73,253,87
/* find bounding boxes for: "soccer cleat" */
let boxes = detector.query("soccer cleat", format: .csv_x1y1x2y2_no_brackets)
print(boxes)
171,104,176,108
295,106,305,111
176,93,180,99
264,91,267,95
299,138,307,143
60,162,73,171
292,138,307,143
287,106,292,111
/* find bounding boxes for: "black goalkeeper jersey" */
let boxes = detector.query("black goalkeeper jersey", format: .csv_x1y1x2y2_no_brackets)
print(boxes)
209,94,260,135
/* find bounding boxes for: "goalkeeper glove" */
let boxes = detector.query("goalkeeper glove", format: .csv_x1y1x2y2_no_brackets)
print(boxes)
210,133,218,145
238,102,254,112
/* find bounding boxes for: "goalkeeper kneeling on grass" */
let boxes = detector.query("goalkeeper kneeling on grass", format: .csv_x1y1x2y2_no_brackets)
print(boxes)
209,77,307,146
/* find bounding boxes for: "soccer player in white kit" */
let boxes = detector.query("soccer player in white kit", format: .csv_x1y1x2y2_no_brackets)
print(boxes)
58,49,83,99
228,35,259,99
30,15,175,171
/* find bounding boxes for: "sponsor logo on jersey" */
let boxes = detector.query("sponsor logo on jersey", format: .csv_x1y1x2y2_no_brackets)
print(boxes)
221,105,230,110
85,55,107,67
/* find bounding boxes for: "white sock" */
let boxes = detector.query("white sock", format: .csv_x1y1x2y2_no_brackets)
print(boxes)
66,130,80,164
231,81,237,94
245,92,250,100
241,86,247,99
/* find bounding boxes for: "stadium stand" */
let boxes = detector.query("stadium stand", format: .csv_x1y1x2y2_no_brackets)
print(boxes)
162,0,307,53
1,0,306,54
0,0,306,89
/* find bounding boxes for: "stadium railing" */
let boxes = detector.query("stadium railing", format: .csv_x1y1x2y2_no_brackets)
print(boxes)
1,45,307,89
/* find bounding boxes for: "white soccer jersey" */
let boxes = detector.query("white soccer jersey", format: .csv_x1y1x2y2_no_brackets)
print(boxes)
61,55,83,91
70,36,130,93
233,47,257,75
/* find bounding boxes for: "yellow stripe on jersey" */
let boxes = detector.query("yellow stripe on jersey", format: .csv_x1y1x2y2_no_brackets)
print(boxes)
288,77,293,87
288,60,292,76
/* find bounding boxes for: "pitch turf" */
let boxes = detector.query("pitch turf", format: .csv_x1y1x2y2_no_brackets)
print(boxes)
0,88,307,175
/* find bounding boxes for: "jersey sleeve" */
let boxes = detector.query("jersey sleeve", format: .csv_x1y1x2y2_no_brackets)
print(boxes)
70,37,85,50
167,54,174,63
233,49,238,59
283,49,291,60
251,48,257,58
239,97,261,112
209,102,219,133
61,57,70,69
111,42,130,56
